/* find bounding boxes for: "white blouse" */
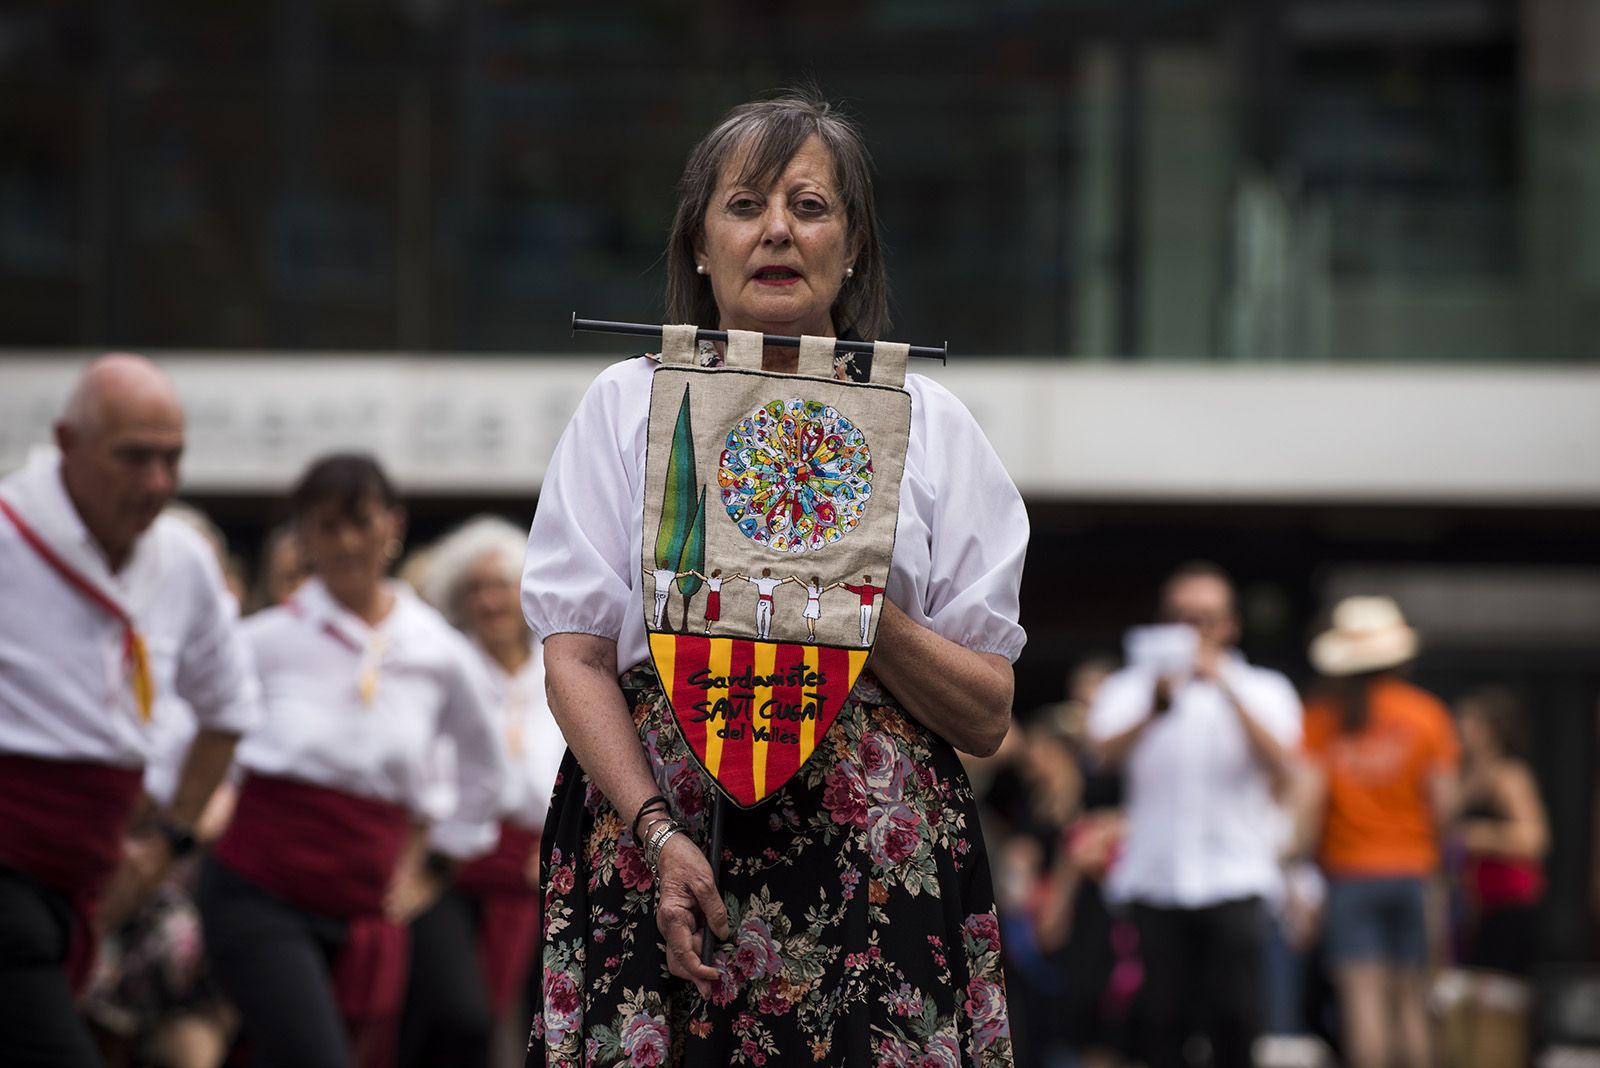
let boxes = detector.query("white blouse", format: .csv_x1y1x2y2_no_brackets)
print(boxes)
1087,657,1303,908
481,641,566,830
0,448,259,768
428,639,566,855
234,577,507,858
522,357,1029,672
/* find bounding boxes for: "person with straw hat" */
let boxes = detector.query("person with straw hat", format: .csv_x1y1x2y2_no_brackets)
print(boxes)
1301,595,1458,1068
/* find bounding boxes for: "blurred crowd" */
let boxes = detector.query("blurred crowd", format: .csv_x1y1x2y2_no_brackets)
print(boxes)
74,493,557,1068
0,355,1561,1068
66,500,1554,1068
969,567,1551,1068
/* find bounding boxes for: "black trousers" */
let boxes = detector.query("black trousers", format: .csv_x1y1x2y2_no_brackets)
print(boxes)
398,889,492,1068
0,869,103,1067
1132,897,1265,1068
195,857,353,1068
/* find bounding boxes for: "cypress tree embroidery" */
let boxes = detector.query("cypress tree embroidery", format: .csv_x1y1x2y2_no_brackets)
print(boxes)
676,487,706,630
654,384,700,631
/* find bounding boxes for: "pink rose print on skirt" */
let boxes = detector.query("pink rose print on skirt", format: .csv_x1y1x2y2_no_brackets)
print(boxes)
875,1035,918,1068
964,912,1003,953
964,976,1010,1052
867,803,923,867
731,915,784,982
822,760,870,829
857,730,907,801
542,968,582,1044
616,844,654,892
619,1011,671,1066
917,1033,963,1068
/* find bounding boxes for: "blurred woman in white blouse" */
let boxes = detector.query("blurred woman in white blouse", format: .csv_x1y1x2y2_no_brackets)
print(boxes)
399,515,567,1068
197,454,507,1068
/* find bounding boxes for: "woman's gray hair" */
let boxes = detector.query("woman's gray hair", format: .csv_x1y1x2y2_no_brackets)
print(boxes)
419,514,528,626
665,90,889,341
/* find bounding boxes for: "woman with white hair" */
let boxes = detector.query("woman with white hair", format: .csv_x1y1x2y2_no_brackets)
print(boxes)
400,515,566,1068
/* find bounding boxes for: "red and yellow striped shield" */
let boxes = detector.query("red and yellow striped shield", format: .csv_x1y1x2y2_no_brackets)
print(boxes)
652,636,869,808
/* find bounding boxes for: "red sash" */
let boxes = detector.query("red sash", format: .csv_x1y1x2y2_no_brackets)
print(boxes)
0,753,144,991
0,497,155,721
1469,854,1545,909
455,822,541,1017
214,774,412,1063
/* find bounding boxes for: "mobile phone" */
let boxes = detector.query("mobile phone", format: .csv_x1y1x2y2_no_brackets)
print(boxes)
1123,623,1199,679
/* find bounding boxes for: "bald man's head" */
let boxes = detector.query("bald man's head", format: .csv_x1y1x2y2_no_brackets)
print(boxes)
54,354,186,569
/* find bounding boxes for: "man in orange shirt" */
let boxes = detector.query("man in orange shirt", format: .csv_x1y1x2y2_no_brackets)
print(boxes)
1302,596,1458,1068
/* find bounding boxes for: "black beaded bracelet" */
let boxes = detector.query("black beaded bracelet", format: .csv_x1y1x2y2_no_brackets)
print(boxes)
423,850,457,880
631,794,670,842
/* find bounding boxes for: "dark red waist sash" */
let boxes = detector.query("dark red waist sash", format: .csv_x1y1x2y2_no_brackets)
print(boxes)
0,753,144,992
214,773,411,918
455,821,540,1017
456,822,539,895
214,773,412,1059
1469,854,1545,910
0,753,144,903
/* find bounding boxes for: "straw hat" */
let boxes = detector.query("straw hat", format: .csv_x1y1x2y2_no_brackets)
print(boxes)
1309,596,1419,677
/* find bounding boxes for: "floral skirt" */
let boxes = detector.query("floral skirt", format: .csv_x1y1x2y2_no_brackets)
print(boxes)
529,664,1013,1067
81,862,228,1040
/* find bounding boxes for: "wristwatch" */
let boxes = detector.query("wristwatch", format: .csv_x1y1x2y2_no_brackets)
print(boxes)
153,818,198,859
423,850,457,880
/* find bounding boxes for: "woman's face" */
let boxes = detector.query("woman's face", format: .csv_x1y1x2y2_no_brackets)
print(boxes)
695,135,860,339
299,493,401,606
456,550,526,649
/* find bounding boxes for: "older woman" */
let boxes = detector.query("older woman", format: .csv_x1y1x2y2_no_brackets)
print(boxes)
523,93,1028,1066
400,516,567,1068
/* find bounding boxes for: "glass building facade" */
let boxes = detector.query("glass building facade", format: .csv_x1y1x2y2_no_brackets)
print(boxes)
4,0,1593,361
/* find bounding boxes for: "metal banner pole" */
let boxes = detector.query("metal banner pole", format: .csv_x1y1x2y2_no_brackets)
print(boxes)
572,314,948,364
700,795,726,968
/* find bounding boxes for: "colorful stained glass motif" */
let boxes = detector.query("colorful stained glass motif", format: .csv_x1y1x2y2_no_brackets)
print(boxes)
718,398,874,554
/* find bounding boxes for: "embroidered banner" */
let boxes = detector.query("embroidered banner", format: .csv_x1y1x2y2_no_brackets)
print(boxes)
641,326,912,807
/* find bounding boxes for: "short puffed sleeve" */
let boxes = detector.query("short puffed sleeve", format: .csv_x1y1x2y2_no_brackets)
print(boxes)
521,360,647,645
900,376,1029,662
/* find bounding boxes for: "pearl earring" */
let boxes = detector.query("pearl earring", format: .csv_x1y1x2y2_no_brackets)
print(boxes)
696,264,707,275
844,267,854,280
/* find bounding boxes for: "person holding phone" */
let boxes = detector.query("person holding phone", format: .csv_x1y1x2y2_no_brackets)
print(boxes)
1087,562,1302,1068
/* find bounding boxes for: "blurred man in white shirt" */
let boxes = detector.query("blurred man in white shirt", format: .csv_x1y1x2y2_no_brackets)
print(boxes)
1088,562,1302,1068
0,354,257,1066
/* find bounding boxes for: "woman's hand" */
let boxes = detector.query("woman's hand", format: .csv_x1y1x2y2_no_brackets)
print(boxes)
384,824,446,924
384,861,445,925
545,635,735,992
654,834,730,998
95,831,173,934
